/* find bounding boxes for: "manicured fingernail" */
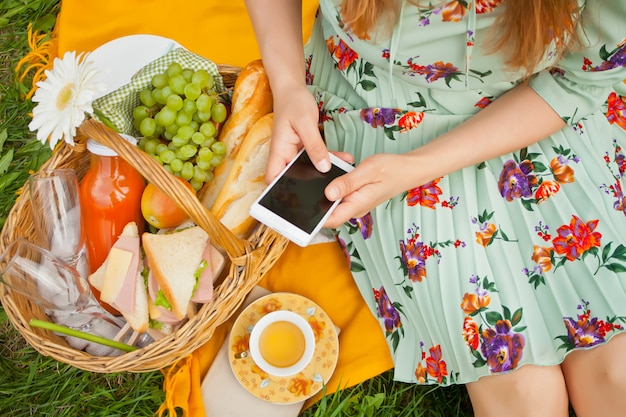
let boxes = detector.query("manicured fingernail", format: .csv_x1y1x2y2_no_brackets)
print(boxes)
327,186,339,201
318,158,331,173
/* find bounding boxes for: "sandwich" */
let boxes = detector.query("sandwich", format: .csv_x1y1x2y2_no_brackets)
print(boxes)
142,225,225,325
88,221,149,332
89,222,225,338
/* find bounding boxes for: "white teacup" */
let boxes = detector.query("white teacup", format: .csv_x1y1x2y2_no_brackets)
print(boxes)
249,310,315,377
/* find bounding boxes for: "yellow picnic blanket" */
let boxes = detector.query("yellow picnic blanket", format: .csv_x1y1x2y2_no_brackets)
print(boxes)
54,1,394,415
56,0,318,68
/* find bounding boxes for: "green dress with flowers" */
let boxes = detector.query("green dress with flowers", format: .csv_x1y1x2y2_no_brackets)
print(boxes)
305,0,626,385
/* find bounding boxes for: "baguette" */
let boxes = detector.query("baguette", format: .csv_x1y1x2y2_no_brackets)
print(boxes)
199,59,273,209
210,113,273,238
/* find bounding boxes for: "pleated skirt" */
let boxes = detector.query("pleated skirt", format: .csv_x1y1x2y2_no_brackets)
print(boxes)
306,25,626,386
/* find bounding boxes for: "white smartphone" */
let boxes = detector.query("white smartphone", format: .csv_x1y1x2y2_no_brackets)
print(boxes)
249,149,354,247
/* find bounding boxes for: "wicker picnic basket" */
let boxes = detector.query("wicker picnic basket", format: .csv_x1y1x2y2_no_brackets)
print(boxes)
0,64,289,373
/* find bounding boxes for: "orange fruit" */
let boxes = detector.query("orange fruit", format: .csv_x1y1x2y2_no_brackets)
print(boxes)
141,176,194,229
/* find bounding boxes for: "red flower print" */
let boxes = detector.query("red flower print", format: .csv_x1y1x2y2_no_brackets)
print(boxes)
550,156,575,183
474,97,492,109
535,180,561,204
425,345,448,383
441,1,468,22
462,317,480,350
425,61,459,83
475,0,503,13
406,178,442,209
334,39,358,71
610,181,626,214
398,111,424,132
406,57,428,73
606,91,626,130
552,215,602,261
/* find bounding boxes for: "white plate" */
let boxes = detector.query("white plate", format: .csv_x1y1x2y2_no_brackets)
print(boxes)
88,34,185,98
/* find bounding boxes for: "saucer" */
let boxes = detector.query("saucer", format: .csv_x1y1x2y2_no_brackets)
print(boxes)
228,292,339,404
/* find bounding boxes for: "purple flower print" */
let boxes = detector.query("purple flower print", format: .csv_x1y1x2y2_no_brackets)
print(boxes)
360,107,401,128
336,236,351,269
610,44,626,67
374,287,402,333
558,300,623,351
349,213,373,239
563,309,609,348
480,320,525,373
563,316,605,348
399,239,427,282
497,159,537,201
596,43,626,71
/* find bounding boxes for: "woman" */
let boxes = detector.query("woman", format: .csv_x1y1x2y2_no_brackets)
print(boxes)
243,1,626,415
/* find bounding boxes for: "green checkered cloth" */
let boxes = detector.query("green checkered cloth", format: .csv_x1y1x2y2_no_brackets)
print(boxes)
92,47,225,135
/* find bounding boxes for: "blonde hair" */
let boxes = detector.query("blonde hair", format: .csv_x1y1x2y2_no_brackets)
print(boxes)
340,0,581,75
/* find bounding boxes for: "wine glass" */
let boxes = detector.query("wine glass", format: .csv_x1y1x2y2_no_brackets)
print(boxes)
0,238,122,331
28,169,88,278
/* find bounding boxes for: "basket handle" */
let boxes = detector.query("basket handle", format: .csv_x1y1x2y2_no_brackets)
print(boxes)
77,118,248,258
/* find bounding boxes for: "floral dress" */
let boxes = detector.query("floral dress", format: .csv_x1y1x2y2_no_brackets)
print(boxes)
304,0,626,385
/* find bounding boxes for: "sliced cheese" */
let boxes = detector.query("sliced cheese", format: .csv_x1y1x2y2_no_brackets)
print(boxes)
100,247,134,303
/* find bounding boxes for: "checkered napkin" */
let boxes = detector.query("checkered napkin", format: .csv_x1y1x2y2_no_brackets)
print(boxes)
92,47,226,135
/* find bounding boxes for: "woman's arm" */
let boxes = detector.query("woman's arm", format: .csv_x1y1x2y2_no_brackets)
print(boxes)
244,0,333,178
325,82,567,227
325,0,626,227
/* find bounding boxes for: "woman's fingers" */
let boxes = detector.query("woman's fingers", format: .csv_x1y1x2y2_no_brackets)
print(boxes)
323,154,408,228
265,87,326,181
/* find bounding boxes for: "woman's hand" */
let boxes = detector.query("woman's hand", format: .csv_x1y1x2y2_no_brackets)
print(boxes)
265,84,329,182
323,153,416,228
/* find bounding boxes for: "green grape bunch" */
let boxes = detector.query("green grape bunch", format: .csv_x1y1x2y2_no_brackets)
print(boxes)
133,62,229,191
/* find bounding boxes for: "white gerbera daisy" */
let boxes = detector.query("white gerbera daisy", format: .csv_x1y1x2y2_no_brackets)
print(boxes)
28,51,105,149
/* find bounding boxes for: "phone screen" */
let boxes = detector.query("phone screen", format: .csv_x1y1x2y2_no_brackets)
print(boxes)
256,151,348,234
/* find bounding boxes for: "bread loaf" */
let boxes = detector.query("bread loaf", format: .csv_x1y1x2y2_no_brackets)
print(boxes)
210,113,273,238
200,59,273,209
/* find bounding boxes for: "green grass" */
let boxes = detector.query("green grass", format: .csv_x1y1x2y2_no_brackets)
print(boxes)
0,1,475,415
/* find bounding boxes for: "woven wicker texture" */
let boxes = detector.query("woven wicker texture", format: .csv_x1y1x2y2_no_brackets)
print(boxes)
0,65,289,373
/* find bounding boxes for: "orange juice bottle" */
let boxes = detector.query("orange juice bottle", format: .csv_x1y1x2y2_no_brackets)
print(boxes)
79,136,146,275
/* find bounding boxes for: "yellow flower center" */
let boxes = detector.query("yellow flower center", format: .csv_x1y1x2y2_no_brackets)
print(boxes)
497,347,508,364
56,82,75,110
